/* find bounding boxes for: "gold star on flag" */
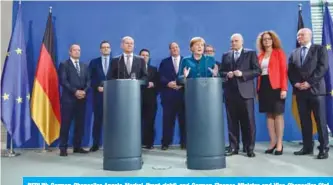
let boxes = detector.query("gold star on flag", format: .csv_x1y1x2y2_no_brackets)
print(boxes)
26,94,30,100
15,48,22,55
16,97,22,103
331,89,333,96
6,52,10,56
326,44,331,50
2,93,9,101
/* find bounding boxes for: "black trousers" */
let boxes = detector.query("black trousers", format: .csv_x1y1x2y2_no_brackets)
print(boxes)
225,91,256,151
92,93,103,147
161,100,186,146
141,101,157,146
59,100,86,151
296,94,329,150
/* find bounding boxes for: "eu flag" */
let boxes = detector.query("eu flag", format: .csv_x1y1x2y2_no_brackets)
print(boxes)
0,4,31,147
322,2,333,132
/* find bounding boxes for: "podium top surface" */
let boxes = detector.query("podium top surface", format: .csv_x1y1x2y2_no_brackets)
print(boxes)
177,77,225,85
105,79,147,85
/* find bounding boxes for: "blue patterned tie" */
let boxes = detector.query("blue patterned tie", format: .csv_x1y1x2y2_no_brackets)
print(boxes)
104,57,108,75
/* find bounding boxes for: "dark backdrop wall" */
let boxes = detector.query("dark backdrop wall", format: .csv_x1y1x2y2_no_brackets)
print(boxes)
10,1,313,148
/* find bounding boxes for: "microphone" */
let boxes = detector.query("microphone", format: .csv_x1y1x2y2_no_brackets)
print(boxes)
117,54,121,79
123,54,126,79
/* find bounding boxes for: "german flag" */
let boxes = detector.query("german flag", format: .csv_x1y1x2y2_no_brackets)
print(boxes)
291,5,317,135
31,8,61,145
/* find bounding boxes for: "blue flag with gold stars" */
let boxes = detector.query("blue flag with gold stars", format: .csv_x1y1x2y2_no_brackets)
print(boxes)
322,2,333,132
0,4,31,147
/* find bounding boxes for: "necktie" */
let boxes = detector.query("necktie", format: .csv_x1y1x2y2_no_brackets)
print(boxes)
300,47,307,65
104,57,108,75
126,55,131,74
74,61,80,75
173,58,178,73
234,51,240,61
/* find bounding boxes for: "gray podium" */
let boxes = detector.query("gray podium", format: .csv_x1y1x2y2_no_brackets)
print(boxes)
184,78,226,170
103,79,145,171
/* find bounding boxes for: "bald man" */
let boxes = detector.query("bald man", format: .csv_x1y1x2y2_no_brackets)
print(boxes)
107,36,147,80
58,44,91,156
219,34,261,157
288,28,329,159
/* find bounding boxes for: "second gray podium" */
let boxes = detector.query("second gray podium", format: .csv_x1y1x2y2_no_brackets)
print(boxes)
184,77,226,170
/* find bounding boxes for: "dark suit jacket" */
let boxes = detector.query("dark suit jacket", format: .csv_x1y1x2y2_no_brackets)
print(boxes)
58,59,90,103
142,65,159,105
107,54,148,80
89,57,111,91
288,44,328,96
220,49,261,99
159,56,184,104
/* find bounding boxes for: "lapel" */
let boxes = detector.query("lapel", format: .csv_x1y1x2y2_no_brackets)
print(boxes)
228,51,234,63
235,49,246,67
131,55,138,74
301,45,314,67
294,48,302,67
68,59,81,78
97,57,105,77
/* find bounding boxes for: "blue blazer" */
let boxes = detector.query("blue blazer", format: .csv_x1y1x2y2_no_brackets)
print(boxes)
159,56,184,104
58,59,90,103
177,54,217,79
88,56,111,92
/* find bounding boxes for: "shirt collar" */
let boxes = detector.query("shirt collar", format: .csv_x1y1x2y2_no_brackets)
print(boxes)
70,57,79,63
302,42,312,49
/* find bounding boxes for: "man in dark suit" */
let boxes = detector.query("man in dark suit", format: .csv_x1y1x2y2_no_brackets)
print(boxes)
139,49,159,149
58,44,90,156
288,28,329,159
220,34,261,157
106,36,147,80
88,40,112,152
159,42,186,150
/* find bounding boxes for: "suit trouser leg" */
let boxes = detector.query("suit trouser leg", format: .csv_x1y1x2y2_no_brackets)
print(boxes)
143,102,157,146
177,100,186,146
225,95,241,150
73,100,86,149
310,96,329,150
296,95,313,150
240,98,256,151
162,102,177,146
92,99,103,146
59,102,74,151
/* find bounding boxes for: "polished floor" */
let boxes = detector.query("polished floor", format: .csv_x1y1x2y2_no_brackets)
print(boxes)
1,142,333,185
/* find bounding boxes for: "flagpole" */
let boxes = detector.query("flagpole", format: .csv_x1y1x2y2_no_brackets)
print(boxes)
2,138,20,157
34,6,55,154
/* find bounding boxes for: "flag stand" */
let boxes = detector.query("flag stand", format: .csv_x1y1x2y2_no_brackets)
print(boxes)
35,142,52,153
2,139,20,157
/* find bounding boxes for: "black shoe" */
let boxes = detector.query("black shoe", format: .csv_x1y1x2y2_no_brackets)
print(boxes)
294,148,313,155
60,150,68,157
317,148,329,159
225,148,239,156
181,143,186,150
247,150,256,157
89,145,99,152
73,148,89,154
265,144,277,154
274,146,283,155
142,145,154,149
225,146,231,151
161,145,168,150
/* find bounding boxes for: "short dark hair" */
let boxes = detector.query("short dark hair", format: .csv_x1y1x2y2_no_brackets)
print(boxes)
100,40,110,48
139,48,150,55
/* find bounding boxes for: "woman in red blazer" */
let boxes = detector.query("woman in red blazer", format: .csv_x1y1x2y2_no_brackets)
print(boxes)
256,31,288,155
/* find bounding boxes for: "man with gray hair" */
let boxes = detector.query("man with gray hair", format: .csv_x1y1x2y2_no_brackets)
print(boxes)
107,36,147,80
288,28,329,159
220,33,261,157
